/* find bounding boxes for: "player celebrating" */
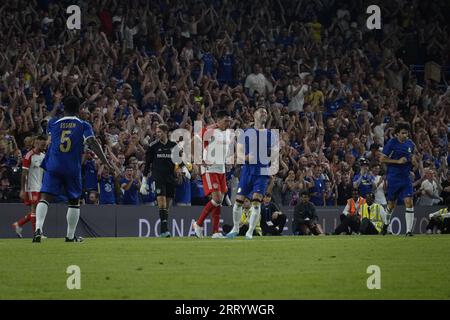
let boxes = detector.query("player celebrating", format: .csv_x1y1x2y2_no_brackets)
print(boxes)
33,96,113,243
193,111,232,239
12,135,47,238
380,122,417,236
227,107,276,240
140,124,177,238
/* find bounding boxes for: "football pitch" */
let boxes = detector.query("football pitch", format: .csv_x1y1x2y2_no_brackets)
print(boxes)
1,235,450,300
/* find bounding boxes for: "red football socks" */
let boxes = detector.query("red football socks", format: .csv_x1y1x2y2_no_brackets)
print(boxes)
17,213,32,227
211,206,221,234
197,200,215,227
31,214,36,232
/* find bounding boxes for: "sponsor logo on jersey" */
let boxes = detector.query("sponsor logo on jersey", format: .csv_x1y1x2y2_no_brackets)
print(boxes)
104,183,112,192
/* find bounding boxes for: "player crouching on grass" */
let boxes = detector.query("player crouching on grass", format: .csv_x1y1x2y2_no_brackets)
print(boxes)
33,96,113,243
426,206,450,234
12,135,47,238
140,124,177,238
193,111,232,239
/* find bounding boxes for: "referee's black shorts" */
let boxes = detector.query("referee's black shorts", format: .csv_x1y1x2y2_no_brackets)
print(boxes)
154,179,175,198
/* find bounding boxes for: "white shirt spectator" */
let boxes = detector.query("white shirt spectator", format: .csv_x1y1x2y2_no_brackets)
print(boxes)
419,179,442,206
245,73,268,97
181,47,194,62
373,175,387,206
374,123,387,146
124,25,138,49
287,84,309,112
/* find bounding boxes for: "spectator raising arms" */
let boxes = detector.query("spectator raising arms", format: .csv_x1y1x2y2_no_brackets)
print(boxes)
0,1,448,218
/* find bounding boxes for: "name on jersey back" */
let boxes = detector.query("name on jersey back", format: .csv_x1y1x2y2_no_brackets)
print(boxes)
60,123,77,129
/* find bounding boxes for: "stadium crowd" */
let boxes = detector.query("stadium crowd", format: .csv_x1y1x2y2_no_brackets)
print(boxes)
0,0,449,209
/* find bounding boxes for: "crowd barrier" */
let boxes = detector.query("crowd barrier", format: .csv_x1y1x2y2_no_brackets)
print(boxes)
0,204,444,238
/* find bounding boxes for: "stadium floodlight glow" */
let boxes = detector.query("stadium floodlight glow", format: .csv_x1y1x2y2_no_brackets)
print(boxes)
169,121,280,175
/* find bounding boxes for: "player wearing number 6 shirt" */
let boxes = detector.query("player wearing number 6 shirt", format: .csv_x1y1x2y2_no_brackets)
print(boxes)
33,96,113,243
193,111,232,239
12,136,47,238
380,122,417,236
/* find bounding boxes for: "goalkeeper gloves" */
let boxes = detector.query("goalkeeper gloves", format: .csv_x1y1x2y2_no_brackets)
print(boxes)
140,176,149,195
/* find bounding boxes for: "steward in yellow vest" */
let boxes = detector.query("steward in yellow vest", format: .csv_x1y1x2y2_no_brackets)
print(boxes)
359,193,388,235
426,206,450,234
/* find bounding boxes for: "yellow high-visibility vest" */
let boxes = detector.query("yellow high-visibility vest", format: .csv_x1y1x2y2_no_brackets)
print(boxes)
361,203,384,232
241,208,262,236
435,208,449,220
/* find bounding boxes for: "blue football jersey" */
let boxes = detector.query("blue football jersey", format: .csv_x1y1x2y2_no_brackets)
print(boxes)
99,176,116,205
83,159,98,191
120,178,139,205
382,138,415,180
239,128,273,176
175,177,191,204
352,173,375,197
41,117,94,175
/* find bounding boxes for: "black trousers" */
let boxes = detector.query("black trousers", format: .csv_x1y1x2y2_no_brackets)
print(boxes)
335,214,360,235
426,218,450,233
359,218,379,235
293,220,323,235
262,215,287,236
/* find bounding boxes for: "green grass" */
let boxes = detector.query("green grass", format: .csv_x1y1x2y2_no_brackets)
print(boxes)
1,235,450,300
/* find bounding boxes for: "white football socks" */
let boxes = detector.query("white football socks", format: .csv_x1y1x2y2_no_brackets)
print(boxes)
405,208,414,233
231,202,242,233
385,206,393,225
67,206,80,239
246,202,261,237
35,200,49,231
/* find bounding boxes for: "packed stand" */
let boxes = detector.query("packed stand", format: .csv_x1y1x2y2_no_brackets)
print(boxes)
0,0,449,207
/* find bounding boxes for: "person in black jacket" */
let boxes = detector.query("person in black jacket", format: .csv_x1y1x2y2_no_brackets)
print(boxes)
293,190,324,235
260,193,287,236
